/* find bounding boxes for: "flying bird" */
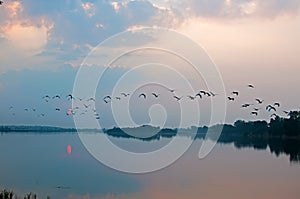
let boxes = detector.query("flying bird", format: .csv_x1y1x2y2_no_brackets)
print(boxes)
55,108,61,111
253,108,261,111
103,96,112,103
187,95,196,100
121,93,130,97
228,97,235,101
83,104,91,109
66,94,75,100
255,98,264,104
232,91,239,96
43,95,50,102
168,89,175,93
152,93,160,98
283,111,289,115
270,113,278,118
274,102,280,107
139,93,146,99
195,93,202,99
88,97,95,102
242,103,253,108
53,95,61,99
248,84,255,88
173,96,182,101
251,111,258,116
209,91,217,97
266,105,277,112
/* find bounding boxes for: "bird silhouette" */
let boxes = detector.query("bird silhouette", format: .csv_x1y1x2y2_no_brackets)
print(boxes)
168,89,175,93
187,95,195,100
270,113,278,118
53,95,61,99
43,95,50,102
139,93,146,99
83,104,91,109
103,96,111,103
253,108,261,111
232,91,239,96
199,90,207,95
55,108,61,111
274,102,280,107
283,111,289,115
242,103,252,108
255,98,264,104
88,97,95,102
66,94,74,100
173,96,182,101
266,105,276,112
228,97,234,101
209,91,217,97
251,111,258,116
195,93,202,99
248,84,255,88
152,93,160,98
121,93,130,97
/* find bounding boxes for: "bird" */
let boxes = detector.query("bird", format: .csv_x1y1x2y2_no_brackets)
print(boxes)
103,96,111,103
283,111,289,115
248,84,255,88
199,90,207,95
66,94,74,100
115,97,121,100
274,102,280,107
187,95,195,100
121,93,130,97
24,108,29,111
255,98,264,104
55,108,61,111
228,97,235,101
173,96,182,101
139,93,146,99
209,91,217,97
83,104,90,109
266,105,276,112
152,93,160,98
253,108,261,111
242,103,253,108
251,111,258,116
88,97,95,102
232,91,239,96
168,89,175,93
95,117,100,120
43,95,50,102
77,97,85,101
53,95,61,99
270,113,278,118
195,93,202,99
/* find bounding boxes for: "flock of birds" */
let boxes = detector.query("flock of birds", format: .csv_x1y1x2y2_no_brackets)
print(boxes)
6,84,290,122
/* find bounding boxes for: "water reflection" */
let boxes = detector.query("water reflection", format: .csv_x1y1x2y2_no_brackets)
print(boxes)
0,133,299,199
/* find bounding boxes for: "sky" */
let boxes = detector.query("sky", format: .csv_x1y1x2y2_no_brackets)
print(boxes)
0,0,299,128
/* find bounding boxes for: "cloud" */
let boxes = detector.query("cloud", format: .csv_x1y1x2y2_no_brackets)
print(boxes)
177,0,300,19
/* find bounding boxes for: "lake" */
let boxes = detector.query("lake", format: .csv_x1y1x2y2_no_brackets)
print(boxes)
0,133,300,199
